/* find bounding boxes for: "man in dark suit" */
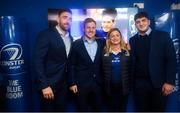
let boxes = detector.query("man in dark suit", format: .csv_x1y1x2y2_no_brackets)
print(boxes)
129,12,176,112
34,9,73,111
68,18,105,111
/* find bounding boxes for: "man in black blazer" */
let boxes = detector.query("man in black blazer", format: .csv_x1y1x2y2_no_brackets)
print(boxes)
129,12,176,112
68,18,105,111
34,9,73,111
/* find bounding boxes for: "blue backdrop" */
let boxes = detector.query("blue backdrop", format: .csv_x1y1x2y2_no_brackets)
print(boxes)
0,0,180,111
0,16,31,111
155,10,180,111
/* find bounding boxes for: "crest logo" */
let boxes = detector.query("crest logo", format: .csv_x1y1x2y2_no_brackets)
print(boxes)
0,43,22,61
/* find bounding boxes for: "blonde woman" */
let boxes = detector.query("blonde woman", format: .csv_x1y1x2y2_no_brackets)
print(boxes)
102,28,131,112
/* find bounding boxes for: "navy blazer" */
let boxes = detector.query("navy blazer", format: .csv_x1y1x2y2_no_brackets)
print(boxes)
129,30,176,88
68,37,105,87
34,27,73,90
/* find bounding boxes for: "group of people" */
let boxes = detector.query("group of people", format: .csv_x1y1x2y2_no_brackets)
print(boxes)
34,9,176,112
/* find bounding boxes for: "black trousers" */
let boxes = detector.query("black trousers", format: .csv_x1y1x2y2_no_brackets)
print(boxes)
76,81,103,112
39,83,68,112
133,78,166,112
107,84,128,112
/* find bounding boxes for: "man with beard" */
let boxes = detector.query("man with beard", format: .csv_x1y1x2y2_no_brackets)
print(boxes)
34,9,73,111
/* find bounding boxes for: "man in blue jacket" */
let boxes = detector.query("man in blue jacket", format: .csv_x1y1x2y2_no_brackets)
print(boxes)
34,9,73,111
129,12,176,112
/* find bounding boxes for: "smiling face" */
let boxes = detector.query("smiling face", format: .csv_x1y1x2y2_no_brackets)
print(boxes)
57,12,72,31
84,21,96,40
101,15,114,32
109,30,121,45
135,17,150,35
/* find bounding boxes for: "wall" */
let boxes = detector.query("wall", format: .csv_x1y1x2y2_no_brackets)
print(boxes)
0,0,179,111
0,0,177,57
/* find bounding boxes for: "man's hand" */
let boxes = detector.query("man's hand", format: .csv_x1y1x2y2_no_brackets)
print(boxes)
69,85,78,94
42,86,54,99
162,83,174,96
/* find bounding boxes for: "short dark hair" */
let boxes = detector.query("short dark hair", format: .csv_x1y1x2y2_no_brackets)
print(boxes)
83,18,96,28
134,12,149,21
58,9,72,16
102,8,117,21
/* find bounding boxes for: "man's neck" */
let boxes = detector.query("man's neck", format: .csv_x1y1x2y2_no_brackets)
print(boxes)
139,27,152,36
56,25,68,36
84,36,95,42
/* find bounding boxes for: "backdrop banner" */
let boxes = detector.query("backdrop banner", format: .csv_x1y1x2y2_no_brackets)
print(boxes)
0,16,31,111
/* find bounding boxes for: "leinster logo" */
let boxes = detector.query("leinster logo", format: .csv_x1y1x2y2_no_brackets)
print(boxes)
0,43,22,60
0,43,24,71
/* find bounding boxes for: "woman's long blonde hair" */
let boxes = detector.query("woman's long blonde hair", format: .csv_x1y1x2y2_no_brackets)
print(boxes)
104,28,130,55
